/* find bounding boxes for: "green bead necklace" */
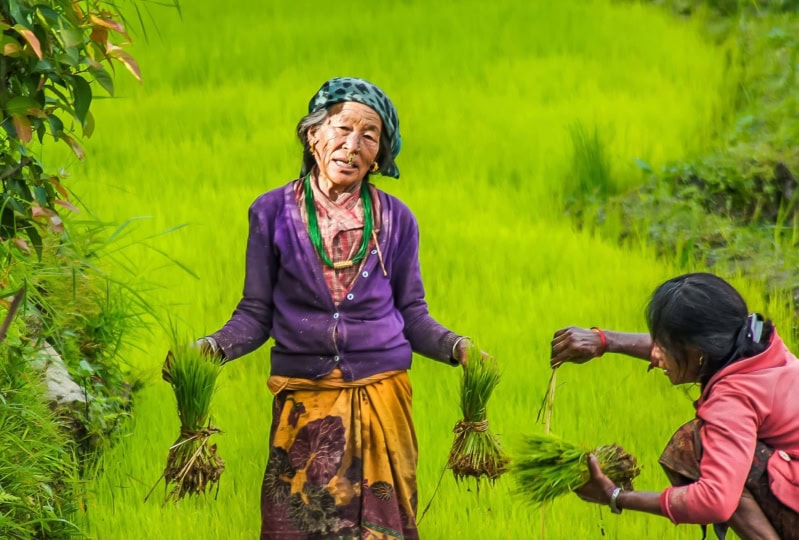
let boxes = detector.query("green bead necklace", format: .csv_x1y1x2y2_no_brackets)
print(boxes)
304,173,373,270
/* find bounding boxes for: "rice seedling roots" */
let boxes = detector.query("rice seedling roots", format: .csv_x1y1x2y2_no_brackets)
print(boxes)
447,344,511,486
448,420,511,482
163,427,225,502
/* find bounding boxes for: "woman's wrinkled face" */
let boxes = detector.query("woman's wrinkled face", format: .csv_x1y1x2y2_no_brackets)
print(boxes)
309,102,382,190
650,341,701,385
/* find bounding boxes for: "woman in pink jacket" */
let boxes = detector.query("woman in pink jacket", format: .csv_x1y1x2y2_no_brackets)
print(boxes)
551,272,799,539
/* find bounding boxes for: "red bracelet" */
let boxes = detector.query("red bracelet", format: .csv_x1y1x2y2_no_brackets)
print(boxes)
590,327,607,358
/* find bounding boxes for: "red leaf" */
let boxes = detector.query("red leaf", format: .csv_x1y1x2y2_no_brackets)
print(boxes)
13,25,42,59
3,41,21,55
90,15,129,39
60,134,85,160
54,199,80,213
31,204,49,218
90,26,108,46
49,177,70,199
12,237,30,253
106,43,142,82
11,114,31,143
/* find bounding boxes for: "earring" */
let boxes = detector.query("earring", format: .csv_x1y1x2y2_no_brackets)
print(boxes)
370,162,379,173
698,354,704,367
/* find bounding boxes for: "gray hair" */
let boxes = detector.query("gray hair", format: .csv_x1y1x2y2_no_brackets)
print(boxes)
297,108,329,177
295,106,394,178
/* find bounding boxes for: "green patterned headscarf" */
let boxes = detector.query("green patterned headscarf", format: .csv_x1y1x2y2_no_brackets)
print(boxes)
308,77,402,178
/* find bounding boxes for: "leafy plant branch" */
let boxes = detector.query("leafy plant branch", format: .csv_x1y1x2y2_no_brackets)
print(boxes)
0,0,143,257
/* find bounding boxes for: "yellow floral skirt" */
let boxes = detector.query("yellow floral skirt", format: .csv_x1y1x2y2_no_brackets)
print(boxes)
260,369,418,539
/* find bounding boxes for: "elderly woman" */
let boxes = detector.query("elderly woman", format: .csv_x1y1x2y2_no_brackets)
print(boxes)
197,77,471,539
550,273,799,540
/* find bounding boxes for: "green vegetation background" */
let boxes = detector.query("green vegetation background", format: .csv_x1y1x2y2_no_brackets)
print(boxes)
39,0,793,538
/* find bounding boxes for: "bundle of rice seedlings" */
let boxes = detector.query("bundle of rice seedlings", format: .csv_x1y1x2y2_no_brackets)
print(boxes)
447,343,510,485
151,337,225,503
513,432,641,506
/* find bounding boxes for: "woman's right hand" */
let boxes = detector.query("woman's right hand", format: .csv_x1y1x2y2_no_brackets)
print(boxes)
193,337,223,359
574,454,617,506
550,326,604,368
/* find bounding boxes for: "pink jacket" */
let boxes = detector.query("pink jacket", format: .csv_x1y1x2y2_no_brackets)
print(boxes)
660,331,799,524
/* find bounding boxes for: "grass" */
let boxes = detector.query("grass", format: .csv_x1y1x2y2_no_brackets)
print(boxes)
0,344,82,539
28,0,793,538
603,5,799,307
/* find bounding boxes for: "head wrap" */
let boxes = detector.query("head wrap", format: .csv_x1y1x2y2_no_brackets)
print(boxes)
308,77,401,178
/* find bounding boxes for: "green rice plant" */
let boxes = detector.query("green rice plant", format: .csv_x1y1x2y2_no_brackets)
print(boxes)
151,332,225,503
0,330,83,539
568,121,614,201
513,433,641,507
447,343,510,485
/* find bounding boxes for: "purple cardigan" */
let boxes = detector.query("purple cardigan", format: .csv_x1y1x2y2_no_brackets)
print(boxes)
211,181,460,381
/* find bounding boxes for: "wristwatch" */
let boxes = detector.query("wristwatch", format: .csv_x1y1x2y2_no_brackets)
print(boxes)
609,487,623,514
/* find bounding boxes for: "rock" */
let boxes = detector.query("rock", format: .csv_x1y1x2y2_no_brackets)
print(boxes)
30,343,87,406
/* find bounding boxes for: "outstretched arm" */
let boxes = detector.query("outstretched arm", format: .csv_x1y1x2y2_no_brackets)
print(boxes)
391,209,460,364
577,456,780,538
211,200,276,361
576,455,664,516
550,327,652,368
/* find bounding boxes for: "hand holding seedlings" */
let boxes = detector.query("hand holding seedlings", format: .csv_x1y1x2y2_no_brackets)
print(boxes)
148,332,225,504
452,337,490,367
574,454,619,505
549,327,606,368
162,337,223,382
447,342,510,486
550,327,654,368
513,433,639,507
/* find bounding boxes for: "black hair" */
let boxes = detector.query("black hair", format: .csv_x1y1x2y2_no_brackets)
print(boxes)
295,106,396,179
645,272,773,387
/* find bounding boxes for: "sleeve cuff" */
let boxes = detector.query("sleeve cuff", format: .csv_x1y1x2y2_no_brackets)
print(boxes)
208,331,234,362
660,488,678,523
202,336,226,361
445,333,467,366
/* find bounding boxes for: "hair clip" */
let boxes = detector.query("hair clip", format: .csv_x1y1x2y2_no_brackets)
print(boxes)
749,313,764,343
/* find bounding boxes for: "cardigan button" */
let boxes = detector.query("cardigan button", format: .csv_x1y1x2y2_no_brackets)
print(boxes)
371,249,377,255
334,355,340,362
362,271,369,278
779,450,791,462
333,313,339,319
346,293,354,301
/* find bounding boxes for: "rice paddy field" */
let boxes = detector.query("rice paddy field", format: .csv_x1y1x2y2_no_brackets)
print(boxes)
56,0,795,538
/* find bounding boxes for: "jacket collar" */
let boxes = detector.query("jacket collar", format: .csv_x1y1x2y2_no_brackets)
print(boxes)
699,330,793,404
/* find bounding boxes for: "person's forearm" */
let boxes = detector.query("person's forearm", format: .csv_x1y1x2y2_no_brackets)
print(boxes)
403,308,459,364
604,331,652,361
616,490,664,516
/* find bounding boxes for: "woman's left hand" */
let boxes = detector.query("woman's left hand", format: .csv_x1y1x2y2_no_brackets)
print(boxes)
575,454,618,505
454,338,471,366
453,338,491,367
